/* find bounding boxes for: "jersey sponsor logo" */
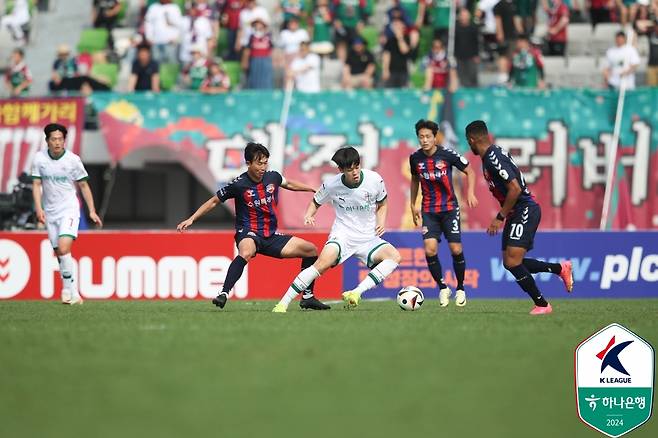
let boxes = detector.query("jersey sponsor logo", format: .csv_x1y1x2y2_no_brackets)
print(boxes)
244,189,256,199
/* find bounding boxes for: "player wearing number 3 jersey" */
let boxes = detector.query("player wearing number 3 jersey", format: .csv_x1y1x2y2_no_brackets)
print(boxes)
465,120,574,315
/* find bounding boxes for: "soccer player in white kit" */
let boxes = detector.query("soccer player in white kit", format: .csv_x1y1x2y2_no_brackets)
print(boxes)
273,147,401,312
31,124,102,305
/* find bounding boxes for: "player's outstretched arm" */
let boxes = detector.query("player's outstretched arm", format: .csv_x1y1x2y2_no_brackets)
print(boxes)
177,195,220,232
409,174,421,226
375,198,388,237
463,165,479,208
78,180,103,228
281,178,316,192
32,179,45,224
303,199,321,226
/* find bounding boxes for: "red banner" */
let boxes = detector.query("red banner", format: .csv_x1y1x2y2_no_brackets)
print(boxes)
0,97,84,193
0,231,342,300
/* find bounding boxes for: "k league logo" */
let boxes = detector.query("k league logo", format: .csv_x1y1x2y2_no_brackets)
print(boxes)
0,239,31,299
575,323,655,437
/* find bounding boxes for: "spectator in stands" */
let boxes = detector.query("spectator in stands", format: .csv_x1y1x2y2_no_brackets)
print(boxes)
383,18,415,88
4,48,31,97
49,45,79,93
633,0,656,36
342,37,375,89
477,0,500,62
616,0,640,27
221,0,245,60
384,3,420,50
128,44,161,92
187,0,220,43
287,40,321,92
182,44,209,90
508,34,545,88
648,22,658,86
310,0,335,56
236,0,270,54
179,6,215,64
423,38,458,92
279,16,311,64
1,0,30,45
333,0,366,61
431,0,451,43
589,0,613,28
603,31,641,89
545,0,569,56
242,17,274,89
278,0,307,23
93,0,122,50
514,0,536,35
144,0,183,63
200,62,232,93
495,0,520,83
454,8,480,87
397,0,426,29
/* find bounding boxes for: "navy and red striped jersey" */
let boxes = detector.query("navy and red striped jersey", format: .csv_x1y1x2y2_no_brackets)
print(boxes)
409,147,469,213
216,171,283,237
482,144,537,209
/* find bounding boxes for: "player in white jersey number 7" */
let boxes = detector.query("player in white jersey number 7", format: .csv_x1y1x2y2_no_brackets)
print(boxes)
31,124,103,305
273,147,402,312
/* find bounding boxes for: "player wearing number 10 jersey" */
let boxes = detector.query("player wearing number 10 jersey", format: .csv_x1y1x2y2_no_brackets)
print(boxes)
465,120,573,315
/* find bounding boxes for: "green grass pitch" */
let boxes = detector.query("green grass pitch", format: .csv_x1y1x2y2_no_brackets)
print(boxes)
1,299,656,438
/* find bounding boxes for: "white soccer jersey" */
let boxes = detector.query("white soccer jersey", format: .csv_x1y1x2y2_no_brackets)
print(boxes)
313,169,388,241
31,149,87,218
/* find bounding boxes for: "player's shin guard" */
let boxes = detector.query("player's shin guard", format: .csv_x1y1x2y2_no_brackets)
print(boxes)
300,256,318,299
507,264,549,307
221,256,248,294
452,252,465,290
58,254,75,292
425,255,447,289
279,266,321,307
353,259,398,296
522,258,562,274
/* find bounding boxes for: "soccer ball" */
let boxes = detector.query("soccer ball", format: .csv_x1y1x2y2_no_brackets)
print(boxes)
397,286,424,311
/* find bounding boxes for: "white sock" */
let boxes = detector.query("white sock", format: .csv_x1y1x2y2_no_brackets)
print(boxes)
353,259,398,297
278,266,320,307
59,254,76,293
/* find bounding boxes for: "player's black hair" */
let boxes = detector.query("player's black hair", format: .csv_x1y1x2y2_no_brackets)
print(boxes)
44,123,68,140
331,147,360,169
244,142,270,162
465,120,489,138
616,31,626,39
415,119,439,136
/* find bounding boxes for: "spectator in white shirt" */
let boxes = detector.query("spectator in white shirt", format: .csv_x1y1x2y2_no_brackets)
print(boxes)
144,0,183,63
179,9,214,64
603,31,641,90
1,0,30,44
279,16,311,64
287,41,321,93
236,0,270,52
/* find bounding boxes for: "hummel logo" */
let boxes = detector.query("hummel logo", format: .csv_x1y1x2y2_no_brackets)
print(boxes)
597,336,634,376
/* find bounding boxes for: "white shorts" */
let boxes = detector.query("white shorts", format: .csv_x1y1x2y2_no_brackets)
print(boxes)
46,213,80,249
325,235,391,268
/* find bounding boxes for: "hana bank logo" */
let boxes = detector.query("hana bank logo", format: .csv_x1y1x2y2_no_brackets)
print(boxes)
0,239,31,298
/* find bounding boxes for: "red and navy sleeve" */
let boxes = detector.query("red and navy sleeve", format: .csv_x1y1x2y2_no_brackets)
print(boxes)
216,177,238,202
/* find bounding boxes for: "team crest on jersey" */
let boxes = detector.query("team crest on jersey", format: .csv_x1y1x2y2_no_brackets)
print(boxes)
266,184,275,194
244,189,256,199
436,161,446,170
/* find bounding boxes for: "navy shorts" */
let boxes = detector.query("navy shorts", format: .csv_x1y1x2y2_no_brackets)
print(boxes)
502,203,541,251
421,208,462,243
235,231,293,259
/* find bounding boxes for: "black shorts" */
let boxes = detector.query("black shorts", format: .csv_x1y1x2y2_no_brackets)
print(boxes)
421,209,462,243
235,231,293,259
502,203,541,251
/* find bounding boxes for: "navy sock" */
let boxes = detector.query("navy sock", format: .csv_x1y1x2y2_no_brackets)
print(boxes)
452,252,465,290
523,258,562,274
221,256,248,294
301,256,317,298
426,255,447,289
507,264,548,307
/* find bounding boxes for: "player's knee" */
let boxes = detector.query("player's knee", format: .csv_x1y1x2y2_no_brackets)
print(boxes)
305,243,318,257
424,248,437,258
239,251,255,261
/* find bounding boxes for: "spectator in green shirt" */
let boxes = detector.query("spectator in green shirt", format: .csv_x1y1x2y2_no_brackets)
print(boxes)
508,34,545,88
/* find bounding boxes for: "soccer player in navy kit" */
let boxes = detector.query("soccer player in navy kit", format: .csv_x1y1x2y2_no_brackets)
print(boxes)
464,120,573,315
410,119,478,307
177,142,330,310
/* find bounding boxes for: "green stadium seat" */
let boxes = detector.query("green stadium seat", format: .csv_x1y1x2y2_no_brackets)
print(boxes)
91,62,119,88
411,69,425,89
216,28,229,57
223,61,241,89
159,63,180,91
418,26,433,58
77,28,109,54
360,26,379,52
116,0,127,24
